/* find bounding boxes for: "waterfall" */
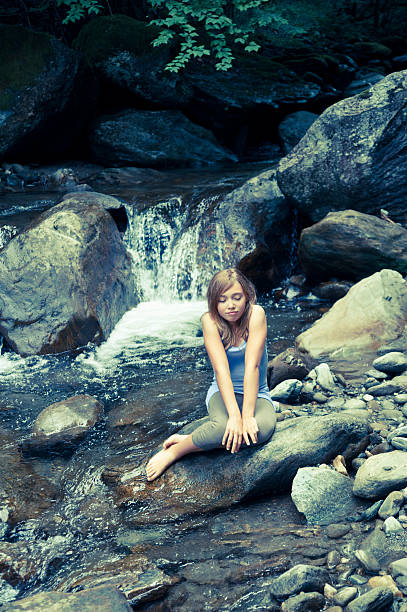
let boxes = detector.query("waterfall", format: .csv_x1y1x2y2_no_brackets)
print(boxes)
123,194,234,301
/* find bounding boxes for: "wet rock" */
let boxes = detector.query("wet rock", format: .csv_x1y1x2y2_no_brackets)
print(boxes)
354,451,407,499
57,191,129,232
269,564,329,598
355,549,381,573
0,199,136,355
291,466,362,525
366,370,388,381
281,591,325,611
0,25,95,162
344,69,385,97
269,379,303,402
383,516,403,534
378,491,404,519
0,541,42,586
345,586,393,612
391,438,407,451
307,363,336,392
22,395,103,454
298,211,407,283
313,280,353,301
367,575,402,598
104,412,370,523
2,585,132,610
296,270,407,362
327,551,342,569
278,111,319,154
395,394,407,404
267,347,316,389
89,109,237,168
55,554,176,607
327,524,351,539
387,425,407,444
334,586,358,606
277,69,407,224
373,353,407,375
345,399,367,410
368,383,401,396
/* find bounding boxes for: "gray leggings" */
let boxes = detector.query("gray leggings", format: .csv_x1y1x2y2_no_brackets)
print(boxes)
191,392,276,451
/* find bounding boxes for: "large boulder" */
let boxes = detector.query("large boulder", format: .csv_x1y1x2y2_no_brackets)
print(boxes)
2,586,132,611
353,450,407,499
277,69,407,223
299,210,407,281
0,198,136,355
89,109,237,168
296,270,407,361
0,25,95,161
102,412,370,523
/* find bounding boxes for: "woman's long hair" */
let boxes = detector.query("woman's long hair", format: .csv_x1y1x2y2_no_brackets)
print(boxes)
207,268,256,348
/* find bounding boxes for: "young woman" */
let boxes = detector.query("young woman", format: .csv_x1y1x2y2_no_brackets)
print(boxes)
146,268,277,481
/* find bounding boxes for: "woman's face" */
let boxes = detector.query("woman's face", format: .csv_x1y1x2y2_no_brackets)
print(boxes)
217,281,247,324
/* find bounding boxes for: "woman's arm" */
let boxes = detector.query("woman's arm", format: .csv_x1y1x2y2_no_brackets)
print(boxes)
202,313,242,453
242,305,267,444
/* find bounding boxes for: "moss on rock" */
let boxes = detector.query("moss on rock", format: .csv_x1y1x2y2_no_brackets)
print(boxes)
73,15,161,65
0,25,53,110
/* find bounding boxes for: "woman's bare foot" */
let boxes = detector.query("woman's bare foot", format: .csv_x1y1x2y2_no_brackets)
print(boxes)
146,447,177,481
163,433,188,449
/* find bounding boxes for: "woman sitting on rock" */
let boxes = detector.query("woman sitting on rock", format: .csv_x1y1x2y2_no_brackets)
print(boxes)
146,268,277,481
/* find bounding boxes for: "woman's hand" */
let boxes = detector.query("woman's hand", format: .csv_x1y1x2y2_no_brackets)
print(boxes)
242,416,259,446
222,413,243,454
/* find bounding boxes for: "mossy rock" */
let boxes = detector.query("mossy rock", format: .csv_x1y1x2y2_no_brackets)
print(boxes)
0,25,53,110
378,35,407,56
352,41,392,61
73,14,162,66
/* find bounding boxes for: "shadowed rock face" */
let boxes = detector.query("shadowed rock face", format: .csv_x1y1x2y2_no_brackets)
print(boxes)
276,69,407,224
102,412,370,524
0,199,136,356
298,210,407,282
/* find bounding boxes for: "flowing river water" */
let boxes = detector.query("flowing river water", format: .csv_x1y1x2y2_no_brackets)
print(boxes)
0,164,366,609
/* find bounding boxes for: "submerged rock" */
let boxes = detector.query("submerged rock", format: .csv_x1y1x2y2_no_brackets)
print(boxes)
22,395,103,454
2,585,132,611
277,69,407,224
103,412,370,523
296,270,407,361
0,199,136,355
298,210,407,282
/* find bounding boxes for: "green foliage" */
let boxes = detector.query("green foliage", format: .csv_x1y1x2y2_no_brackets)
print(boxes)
55,0,103,23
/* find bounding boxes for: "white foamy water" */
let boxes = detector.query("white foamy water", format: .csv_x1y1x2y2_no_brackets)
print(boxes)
76,300,206,374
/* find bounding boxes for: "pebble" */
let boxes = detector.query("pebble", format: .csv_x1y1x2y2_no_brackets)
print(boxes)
327,524,351,539
333,586,357,606
324,583,338,599
354,549,380,572
362,394,374,401
344,399,366,410
365,370,388,380
383,516,404,534
378,491,404,519
349,574,368,586
327,550,342,569
325,608,343,612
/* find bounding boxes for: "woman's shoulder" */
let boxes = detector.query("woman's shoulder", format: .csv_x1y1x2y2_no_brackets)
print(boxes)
201,311,218,331
249,304,266,323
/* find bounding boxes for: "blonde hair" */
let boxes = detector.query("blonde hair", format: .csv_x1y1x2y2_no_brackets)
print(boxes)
207,268,256,348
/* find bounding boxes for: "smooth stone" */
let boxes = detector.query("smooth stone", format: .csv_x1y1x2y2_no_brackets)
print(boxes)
281,591,325,612
269,564,329,598
292,466,362,525
327,399,346,410
349,575,368,586
390,558,407,577
269,379,303,402
344,399,367,410
353,451,407,499
391,375,407,388
387,425,407,443
381,409,403,421
0,586,132,611
363,394,374,402
368,574,403,597
361,500,383,520
383,516,404,534
391,437,407,451
373,353,407,375
366,370,388,381
326,524,351,538
345,587,393,612
354,549,381,573
395,394,407,405
312,392,328,404
333,586,357,606
378,491,404,519
368,383,401,396
311,363,336,392
327,550,342,569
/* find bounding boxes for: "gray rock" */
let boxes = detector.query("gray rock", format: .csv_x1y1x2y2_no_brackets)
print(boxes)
383,516,404,534
281,591,325,612
311,363,336,392
296,270,407,362
378,491,404,519
103,412,370,523
395,394,407,405
1,586,132,611
354,549,381,573
345,399,367,410
267,347,316,390
0,199,136,355
327,398,346,410
89,109,237,168
291,466,362,524
277,69,407,225
387,425,407,443
391,437,407,451
333,586,358,606
353,451,407,499
344,69,385,97
278,111,319,154
345,587,393,612
390,557,407,576
22,395,103,453
269,564,329,598
366,370,388,381
390,375,407,388
373,353,407,375
269,379,303,402
368,383,401,397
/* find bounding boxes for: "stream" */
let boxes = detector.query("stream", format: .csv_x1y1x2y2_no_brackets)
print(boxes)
0,163,364,610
